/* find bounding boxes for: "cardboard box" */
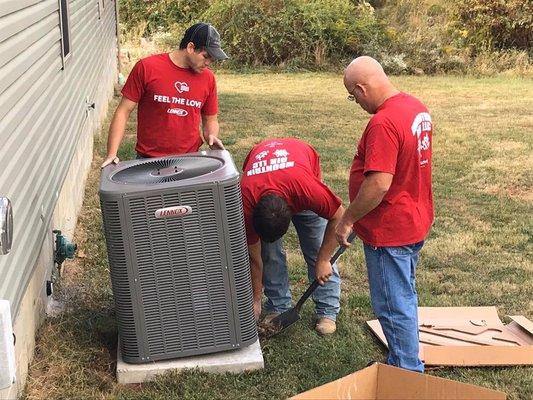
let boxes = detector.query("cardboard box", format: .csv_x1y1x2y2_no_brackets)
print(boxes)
367,307,533,366
291,363,506,400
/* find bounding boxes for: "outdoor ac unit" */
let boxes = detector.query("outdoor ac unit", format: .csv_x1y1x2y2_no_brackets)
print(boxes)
99,150,257,364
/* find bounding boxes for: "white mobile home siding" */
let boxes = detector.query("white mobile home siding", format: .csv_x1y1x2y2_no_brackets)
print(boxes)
0,0,118,315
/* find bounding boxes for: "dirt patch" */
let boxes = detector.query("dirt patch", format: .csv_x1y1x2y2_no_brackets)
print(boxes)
257,320,281,339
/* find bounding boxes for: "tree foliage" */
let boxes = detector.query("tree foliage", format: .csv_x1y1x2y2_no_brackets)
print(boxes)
202,0,386,68
455,0,533,53
118,0,532,74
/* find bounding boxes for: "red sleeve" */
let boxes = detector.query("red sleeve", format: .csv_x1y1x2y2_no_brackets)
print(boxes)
201,72,218,116
299,177,342,220
121,60,145,103
363,123,399,175
308,144,322,180
242,149,253,171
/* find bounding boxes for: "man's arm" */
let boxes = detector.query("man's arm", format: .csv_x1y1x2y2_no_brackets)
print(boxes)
201,114,224,150
335,171,393,245
315,205,345,285
248,240,263,320
101,96,137,168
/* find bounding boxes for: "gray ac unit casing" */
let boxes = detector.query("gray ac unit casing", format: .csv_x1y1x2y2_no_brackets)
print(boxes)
99,150,257,364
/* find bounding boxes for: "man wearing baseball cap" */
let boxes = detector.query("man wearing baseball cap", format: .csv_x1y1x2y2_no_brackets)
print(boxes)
102,23,228,167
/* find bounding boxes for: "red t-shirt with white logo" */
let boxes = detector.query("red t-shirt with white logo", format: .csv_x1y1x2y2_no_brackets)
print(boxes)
349,92,434,247
122,53,218,157
241,138,342,245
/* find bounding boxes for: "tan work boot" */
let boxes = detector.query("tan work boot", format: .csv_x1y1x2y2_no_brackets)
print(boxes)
315,318,336,335
262,313,280,325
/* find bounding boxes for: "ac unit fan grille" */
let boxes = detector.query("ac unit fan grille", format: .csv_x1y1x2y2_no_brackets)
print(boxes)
223,184,257,342
100,200,140,358
111,157,223,184
128,189,233,357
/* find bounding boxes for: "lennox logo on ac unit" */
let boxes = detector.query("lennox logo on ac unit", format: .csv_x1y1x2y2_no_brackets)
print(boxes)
154,206,193,219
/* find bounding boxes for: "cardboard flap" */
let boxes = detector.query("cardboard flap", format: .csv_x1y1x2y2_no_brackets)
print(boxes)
367,319,387,346
422,345,533,366
376,364,506,400
292,363,506,400
290,364,378,399
367,307,533,366
508,315,533,336
417,307,503,326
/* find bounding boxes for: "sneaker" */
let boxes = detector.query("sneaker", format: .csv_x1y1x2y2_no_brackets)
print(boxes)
315,318,336,335
262,313,281,325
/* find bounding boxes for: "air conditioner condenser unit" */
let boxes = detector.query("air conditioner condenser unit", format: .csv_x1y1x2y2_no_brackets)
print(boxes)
99,150,257,363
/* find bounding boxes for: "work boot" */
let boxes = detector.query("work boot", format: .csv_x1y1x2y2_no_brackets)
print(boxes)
315,318,336,335
262,313,280,325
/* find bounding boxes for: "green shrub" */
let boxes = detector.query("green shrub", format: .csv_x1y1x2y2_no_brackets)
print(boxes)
377,0,469,74
118,0,531,74
119,0,210,38
200,0,388,69
455,0,533,53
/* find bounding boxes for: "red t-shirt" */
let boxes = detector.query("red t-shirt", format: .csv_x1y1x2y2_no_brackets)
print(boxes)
241,138,342,245
349,92,434,247
122,53,218,157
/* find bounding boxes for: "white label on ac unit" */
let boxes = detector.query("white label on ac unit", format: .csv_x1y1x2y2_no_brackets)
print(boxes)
154,206,193,219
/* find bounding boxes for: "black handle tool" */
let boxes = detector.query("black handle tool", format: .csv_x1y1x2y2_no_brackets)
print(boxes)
266,231,357,338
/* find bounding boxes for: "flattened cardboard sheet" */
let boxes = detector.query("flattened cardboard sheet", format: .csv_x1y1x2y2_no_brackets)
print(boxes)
367,307,533,366
291,363,506,400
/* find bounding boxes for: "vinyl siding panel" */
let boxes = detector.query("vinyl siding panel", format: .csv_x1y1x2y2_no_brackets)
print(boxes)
0,0,58,43
0,0,117,315
0,13,58,69
0,0,43,18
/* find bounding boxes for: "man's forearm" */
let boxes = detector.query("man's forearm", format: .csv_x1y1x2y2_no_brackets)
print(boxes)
317,206,344,262
202,119,220,141
248,242,263,301
250,258,263,301
339,176,390,227
106,109,129,157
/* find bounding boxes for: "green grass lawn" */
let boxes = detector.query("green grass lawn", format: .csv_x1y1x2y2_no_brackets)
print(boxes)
23,73,532,399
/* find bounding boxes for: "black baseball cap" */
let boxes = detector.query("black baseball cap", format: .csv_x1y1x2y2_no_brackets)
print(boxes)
180,23,228,61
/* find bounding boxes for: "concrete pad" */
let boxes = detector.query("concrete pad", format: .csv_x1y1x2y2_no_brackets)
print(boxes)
116,339,264,384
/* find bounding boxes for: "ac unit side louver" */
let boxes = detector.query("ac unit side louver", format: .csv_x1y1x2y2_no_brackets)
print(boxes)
99,150,257,363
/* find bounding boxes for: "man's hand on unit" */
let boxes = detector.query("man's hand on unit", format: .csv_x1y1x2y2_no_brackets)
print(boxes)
101,156,119,169
207,135,225,150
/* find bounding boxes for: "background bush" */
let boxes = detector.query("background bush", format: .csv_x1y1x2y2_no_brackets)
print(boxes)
118,0,532,75
455,0,532,53
202,0,387,69
119,0,210,38
375,0,468,74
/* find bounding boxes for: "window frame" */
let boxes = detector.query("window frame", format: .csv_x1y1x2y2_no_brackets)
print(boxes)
59,0,72,67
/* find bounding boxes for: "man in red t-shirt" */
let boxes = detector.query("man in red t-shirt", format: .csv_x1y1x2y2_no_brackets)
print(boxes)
241,138,345,335
335,57,433,372
101,23,227,167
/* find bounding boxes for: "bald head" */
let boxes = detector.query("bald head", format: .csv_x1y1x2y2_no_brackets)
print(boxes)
344,56,387,87
343,56,398,114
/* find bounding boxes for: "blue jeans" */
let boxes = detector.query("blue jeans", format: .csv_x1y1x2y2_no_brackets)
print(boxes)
261,210,341,321
364,241,425,372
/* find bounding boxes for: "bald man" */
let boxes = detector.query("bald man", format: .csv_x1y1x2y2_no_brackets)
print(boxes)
336,56,434,372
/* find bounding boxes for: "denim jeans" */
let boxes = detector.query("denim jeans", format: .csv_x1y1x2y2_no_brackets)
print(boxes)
363,241,425,372
261,210,341,321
